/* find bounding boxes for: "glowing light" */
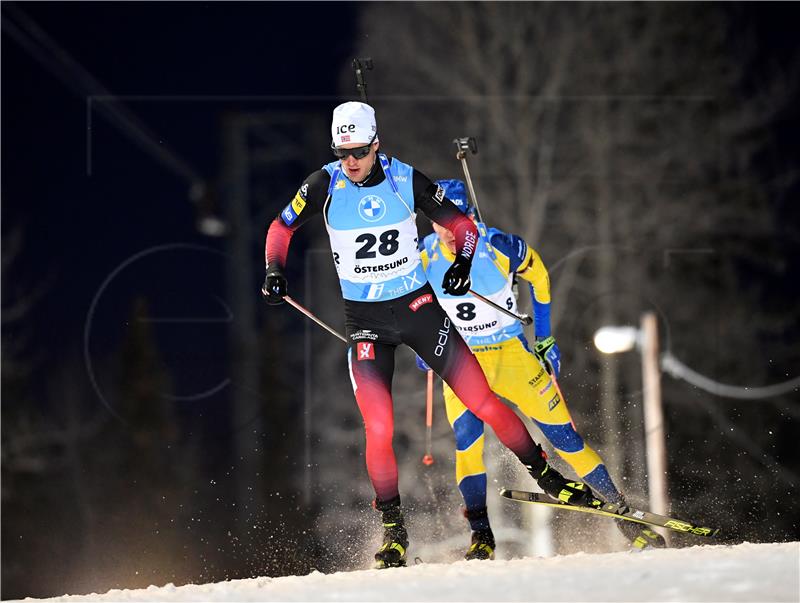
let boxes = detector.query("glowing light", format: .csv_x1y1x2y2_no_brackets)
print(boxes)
593,326,639,354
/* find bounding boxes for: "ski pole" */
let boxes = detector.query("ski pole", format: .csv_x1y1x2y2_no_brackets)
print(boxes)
468,288,533,326
422,369,435,466
352,57,373,102
286,292,439,466
452,137,534,327
453,137,485,223
451,141,567,450
283,295,347,344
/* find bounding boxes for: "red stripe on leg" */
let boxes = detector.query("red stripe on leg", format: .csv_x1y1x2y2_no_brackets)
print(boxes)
444,342,536,458
350,356,399,501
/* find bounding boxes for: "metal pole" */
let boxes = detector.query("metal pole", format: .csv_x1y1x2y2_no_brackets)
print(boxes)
469,289,532,326
453,137,485,223
352,57,373,103
422,369,435,466
641,311,670,545
284,295,347,343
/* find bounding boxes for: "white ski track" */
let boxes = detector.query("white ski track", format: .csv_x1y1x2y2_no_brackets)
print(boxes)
16,541,799,603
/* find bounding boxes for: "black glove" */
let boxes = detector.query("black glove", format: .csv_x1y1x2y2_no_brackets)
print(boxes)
262,268,287,305
442,256,472,296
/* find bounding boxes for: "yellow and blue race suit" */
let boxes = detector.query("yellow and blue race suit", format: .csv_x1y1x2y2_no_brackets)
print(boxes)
420,224,622,529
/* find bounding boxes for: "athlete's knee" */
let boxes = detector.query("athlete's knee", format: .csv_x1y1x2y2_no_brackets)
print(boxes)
364,416,394,447
452,410,484,450
462,390,498,420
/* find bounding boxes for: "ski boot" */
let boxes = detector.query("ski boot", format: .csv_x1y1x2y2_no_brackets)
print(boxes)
373,496,409,569
465,528,496,560
614,517,667,550
524,445,602,508
462,507,495,560
613,496,667,550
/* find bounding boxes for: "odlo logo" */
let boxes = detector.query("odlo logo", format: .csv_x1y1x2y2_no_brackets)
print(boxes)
434,317,451,357
357,341,375,361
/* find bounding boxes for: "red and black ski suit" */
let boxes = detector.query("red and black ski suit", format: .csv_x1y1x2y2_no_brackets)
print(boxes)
264,157,541,503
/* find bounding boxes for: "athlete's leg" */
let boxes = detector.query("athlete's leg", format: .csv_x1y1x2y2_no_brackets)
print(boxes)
443,386,489,525
535,420,620,501
400,293,537,461
400,289,599,507
443,386,497,559
492,339,665,547
347,340,399,503
490,337,621,501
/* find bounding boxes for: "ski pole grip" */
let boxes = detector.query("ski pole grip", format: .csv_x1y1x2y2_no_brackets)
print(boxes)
352,57,373,102
453,137,478,155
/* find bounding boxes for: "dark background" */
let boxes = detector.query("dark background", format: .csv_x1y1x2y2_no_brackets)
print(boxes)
2,2,799,600
2,3,358,598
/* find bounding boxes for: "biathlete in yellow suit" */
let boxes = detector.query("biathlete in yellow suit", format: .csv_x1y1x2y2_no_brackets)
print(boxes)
418,179,667,560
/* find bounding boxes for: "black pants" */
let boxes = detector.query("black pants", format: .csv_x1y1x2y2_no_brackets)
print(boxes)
344,283,537,502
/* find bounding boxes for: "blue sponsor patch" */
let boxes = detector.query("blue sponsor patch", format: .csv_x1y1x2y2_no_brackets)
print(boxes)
281,203,298,225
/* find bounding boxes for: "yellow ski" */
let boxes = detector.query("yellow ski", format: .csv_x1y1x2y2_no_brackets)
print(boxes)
500,488,719,538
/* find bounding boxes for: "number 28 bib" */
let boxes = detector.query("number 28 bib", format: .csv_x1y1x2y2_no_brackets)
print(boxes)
323,156,428,302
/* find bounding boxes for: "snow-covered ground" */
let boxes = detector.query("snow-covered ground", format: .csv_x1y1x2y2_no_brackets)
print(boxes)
18,541,799,602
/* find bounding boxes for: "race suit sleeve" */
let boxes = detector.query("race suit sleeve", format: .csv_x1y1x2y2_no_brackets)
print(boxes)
489,230,552,338
412,170,478,262
264,169,330,272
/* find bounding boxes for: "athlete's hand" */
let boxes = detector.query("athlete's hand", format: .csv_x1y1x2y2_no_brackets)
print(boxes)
442,256,472,296
415,355,431,372
534,335,561,378
262,269,287,305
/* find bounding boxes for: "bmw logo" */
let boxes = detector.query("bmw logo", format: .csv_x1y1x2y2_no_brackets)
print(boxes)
358,195,386,222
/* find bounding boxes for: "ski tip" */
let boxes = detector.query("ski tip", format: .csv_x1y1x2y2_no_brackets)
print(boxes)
498,487,511,498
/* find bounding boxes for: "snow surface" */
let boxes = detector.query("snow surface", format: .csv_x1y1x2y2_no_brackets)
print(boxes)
19,541,799,603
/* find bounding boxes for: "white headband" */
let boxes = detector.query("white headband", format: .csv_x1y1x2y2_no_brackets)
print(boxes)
331,101,378,146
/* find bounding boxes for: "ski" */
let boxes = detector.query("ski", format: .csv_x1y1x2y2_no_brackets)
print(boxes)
500,488,719,538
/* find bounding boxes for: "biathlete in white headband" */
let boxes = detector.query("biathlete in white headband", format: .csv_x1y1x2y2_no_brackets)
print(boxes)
262,101,603,569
